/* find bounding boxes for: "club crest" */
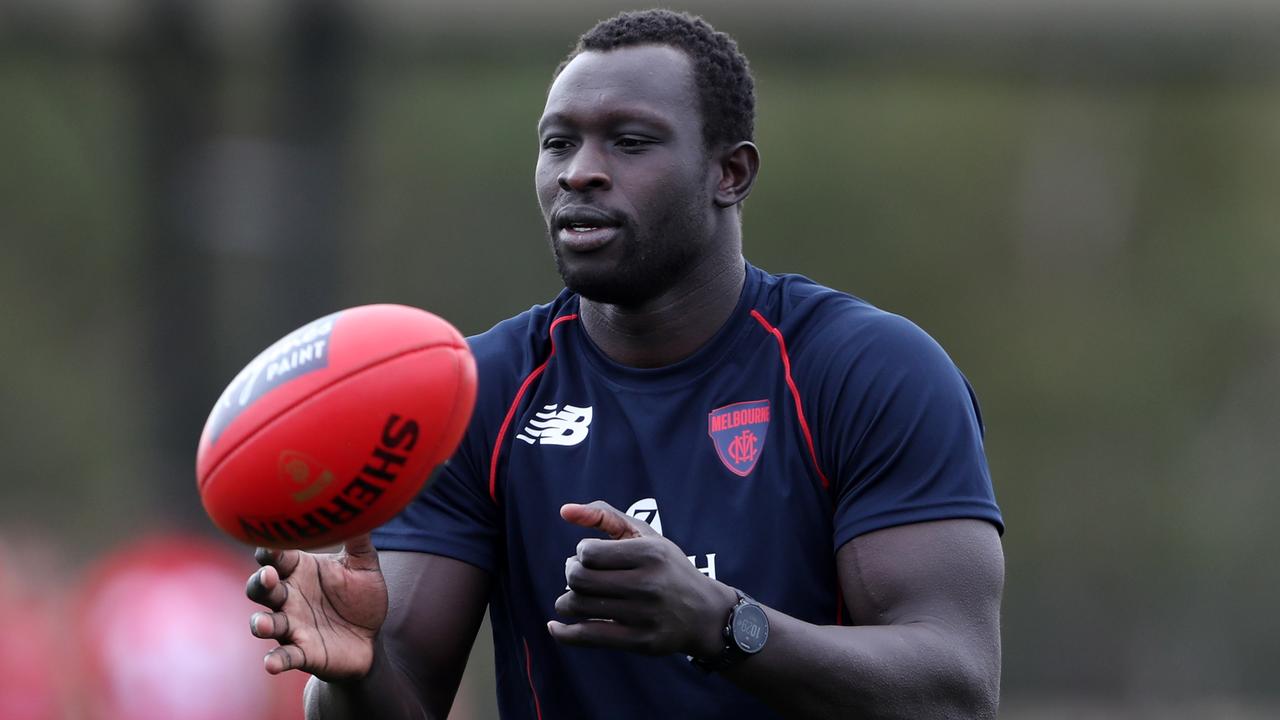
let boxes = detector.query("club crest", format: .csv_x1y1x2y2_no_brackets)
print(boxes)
708,400,770,477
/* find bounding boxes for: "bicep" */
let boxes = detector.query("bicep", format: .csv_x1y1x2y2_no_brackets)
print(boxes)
838,519,1004,643
380,551,491,716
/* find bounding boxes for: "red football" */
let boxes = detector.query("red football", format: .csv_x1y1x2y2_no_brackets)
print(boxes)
196,305,476,549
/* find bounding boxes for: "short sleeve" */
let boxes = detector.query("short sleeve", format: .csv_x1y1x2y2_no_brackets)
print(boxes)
808,310,1003,551
371,449,501,572
371,338,509,573
370,298,574,573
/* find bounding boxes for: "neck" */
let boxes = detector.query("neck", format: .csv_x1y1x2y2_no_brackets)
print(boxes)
580,251,746,368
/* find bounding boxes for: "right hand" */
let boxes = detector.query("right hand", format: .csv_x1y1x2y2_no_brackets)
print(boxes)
246,533,388,681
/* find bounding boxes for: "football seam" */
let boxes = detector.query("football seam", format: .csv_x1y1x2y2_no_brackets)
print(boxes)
198,340,466,493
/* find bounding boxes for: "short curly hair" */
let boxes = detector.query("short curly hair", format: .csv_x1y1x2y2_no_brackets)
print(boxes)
556,9,755,151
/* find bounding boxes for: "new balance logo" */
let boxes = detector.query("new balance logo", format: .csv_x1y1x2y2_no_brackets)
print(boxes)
517,404,593,446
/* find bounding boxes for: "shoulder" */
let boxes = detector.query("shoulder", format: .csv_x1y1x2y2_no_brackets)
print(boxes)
755,270,960,386
438,289,576,475
753,271,1000,539
465,290,577,406
465,288,582,420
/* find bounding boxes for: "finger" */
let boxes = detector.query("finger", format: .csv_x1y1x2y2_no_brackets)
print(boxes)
245,565,289,611
554,591,648,624
254,547,302,579
561,501,655,540
264,644,307,675
564,558,649,596
547,619,644,651
576,537,663,571
249,611,292,640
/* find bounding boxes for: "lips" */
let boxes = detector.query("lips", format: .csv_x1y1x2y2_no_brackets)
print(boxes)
553,206,623,253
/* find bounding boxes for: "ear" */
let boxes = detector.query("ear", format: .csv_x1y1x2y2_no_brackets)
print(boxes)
713,141,760,208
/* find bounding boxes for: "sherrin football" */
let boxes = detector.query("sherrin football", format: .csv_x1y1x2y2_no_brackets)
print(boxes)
196,305,477,549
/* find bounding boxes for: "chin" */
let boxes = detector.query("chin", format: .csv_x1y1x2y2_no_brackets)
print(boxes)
548,228,692,308
549,237,637,305
560,266,652,307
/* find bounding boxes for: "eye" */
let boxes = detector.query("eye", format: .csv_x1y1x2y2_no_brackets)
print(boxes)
616,136,654,152
541,137,573,153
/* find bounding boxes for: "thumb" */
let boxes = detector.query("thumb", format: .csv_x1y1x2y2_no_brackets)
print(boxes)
560,501,657,540
340,533,380,570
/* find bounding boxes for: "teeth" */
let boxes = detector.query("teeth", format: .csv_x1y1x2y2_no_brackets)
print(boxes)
570,224,599,232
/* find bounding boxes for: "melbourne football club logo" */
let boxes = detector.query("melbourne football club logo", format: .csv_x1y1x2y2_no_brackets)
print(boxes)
708,400,770,477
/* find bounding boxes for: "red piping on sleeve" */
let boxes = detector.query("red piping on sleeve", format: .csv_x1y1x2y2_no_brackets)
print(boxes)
523,638,544,720
750,309,830,489
489,313,578,503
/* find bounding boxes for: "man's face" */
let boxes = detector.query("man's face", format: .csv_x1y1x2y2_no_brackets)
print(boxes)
536,45,714,306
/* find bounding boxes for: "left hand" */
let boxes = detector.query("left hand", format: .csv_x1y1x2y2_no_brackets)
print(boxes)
547,500,737,658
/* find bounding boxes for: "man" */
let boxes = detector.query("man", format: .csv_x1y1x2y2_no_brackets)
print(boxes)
246,9,1004,719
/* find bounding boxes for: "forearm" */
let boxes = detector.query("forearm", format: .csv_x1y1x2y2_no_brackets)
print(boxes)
304,640,444,720
722,609,1000,719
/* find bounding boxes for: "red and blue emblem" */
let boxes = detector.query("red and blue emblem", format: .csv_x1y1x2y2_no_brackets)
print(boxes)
708,399,770,477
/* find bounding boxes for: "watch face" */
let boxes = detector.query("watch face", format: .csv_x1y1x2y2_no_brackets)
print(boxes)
731,603,769,654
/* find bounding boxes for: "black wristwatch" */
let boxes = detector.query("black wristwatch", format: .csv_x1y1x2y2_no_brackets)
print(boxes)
690,589,769,673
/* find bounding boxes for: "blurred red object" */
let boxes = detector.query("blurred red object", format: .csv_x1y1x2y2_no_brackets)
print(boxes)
0,543,65,720
76,534,307,720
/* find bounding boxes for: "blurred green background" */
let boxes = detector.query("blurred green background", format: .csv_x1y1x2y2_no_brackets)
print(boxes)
2,1,1278,717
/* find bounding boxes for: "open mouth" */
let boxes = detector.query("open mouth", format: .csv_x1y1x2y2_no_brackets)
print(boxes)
557,224,618,252
555,207,622,252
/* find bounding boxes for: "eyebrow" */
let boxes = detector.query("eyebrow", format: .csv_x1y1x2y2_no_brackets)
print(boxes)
537,107,676,135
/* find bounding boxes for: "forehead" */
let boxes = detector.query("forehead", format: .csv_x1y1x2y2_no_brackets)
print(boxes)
540,45,698,129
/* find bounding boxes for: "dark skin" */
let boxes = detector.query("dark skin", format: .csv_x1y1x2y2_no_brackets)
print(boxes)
535,45,754,367
246,44,1004,719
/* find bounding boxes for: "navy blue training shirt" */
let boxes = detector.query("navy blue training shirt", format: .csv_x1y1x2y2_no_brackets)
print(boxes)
373,262,1003,719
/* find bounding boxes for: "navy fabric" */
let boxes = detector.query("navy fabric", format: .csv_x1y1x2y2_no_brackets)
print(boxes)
373,262,1002,720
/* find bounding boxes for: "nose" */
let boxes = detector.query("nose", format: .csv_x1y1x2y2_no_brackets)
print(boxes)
558,144,612,192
